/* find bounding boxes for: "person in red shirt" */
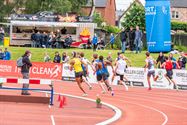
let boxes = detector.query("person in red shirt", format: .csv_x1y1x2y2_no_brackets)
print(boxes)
161,56,180,90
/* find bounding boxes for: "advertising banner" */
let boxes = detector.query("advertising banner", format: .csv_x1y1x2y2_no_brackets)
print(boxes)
0,60,62,80
145,0,171,52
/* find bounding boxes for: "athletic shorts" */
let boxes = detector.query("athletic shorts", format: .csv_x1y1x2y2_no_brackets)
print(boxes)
75,72,83,78
147,70,155,77
166,70,173,79
116,73,124,81
96,74,108,81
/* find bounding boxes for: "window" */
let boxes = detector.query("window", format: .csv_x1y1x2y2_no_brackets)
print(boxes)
171,11,179,19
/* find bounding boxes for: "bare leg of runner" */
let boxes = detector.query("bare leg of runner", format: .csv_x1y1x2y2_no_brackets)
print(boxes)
122,76,129,91
104,80,114,96
147,76,152,90
76,77,87,96
98,81,106,94
82,76,92,90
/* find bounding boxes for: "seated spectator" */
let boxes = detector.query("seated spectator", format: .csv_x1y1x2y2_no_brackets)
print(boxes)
53,51,61,63
44,52,51,62
178,52,186,69
62,52,70,63
0,49,4,60
87,38,92,49
107,52,113,63
156,52,165,68
3,48,11,60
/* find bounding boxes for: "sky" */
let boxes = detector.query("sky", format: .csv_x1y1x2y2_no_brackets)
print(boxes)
116,0,145,11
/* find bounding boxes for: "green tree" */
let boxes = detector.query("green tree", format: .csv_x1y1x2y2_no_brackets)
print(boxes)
69,0,87,13
0,1,15,22
24,0,72,14
121,3,145,30
93,12,104,27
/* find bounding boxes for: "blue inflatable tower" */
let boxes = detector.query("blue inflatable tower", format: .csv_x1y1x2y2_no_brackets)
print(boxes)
145,0,171,52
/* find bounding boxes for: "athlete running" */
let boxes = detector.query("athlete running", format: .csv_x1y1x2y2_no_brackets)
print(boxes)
144,52,158,90
113,54,129,91
70,51,87,96
161,56,180,90
80,52,94,90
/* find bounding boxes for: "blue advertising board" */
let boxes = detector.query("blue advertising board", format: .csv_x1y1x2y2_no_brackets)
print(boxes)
145,0,171,52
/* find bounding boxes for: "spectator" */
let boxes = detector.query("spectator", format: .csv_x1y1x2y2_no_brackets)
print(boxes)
120,29,128,53
129,26,135,51
21,50,32,95
156,52,165,68
3,48,11,60
55,29,61,48
44,52,51,62
178,52,186,69
0,48,4,60
106,52,113,63
87,38,92,49
110,33,115,49
47,32,54,48
35,31,41,47
92,34,98,52
43,32,49,48
0,27,5,45
134,26,143,54
169,53,178,69
53,51,61,63
62,52,70,63
31,31,36,47
61,27,67,34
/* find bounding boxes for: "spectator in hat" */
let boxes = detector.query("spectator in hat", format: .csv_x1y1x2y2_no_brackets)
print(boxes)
21,50,32,95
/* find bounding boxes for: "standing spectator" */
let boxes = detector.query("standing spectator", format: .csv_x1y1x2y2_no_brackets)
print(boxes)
0,27,5,46
169,53,178,69
134,26,143,54
129,26,135,51
61,27,67,34
47,32,54,48
55,29,61,48
110,33,115,49
0,49,4,60
62,52,70,63
92,34,98,51
53,51,61,63
35,31,41,47
31,31,36,47
156,52,165,68
43,32,48,48
120,29,128,53
178,52,186,69
44,52,51,62
3,48,11,60
21,50,32,95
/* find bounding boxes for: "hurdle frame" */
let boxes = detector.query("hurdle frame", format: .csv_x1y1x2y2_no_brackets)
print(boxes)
0,78,54,105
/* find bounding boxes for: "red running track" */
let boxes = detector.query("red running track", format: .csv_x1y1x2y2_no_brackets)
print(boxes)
55,81,187,125
1,81,187,125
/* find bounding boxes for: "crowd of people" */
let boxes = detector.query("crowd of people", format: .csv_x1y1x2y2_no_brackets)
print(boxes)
31,28,73,49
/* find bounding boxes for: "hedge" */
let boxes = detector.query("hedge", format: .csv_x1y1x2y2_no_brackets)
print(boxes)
171,21,187,32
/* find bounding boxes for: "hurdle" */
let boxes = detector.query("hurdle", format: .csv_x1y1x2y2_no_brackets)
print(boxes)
0,78,54,105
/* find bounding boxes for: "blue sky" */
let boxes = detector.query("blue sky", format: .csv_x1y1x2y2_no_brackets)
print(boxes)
116,0,145,10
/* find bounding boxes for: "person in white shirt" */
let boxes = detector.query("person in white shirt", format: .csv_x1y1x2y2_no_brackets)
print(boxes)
113,54,129,91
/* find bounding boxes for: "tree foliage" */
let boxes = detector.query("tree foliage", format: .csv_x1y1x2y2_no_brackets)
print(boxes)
93,12,104,27
121,3,145,30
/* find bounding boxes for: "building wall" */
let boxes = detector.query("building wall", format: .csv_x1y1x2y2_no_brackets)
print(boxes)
171,7,187,22
81,0,116,25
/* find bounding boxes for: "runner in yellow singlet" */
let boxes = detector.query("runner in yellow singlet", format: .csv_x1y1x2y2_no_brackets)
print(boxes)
70,51,87,96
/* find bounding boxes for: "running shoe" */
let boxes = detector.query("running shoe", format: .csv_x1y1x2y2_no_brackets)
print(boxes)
82,94,88,97
101,91,106,94
148,87,152,90
89,86,92,90
111,91,114,96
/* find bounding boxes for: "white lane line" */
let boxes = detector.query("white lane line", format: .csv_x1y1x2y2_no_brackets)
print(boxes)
54,92,122,125
45,93,51,109
123,101,168,125
50,115,56,125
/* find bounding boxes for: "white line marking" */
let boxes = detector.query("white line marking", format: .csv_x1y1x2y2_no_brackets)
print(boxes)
45,93,51,109
50,115,55,125
124,101,168,125
54,92,122,125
